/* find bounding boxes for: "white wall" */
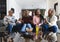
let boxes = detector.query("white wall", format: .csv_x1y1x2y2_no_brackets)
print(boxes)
47,0,58,15
15,0,47,9
7,0,21,20
7,0,47,20
48,0,58,9
58,0,60,15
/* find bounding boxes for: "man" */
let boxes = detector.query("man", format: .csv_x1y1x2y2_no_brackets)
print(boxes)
43,9,58,42
4,8,16,33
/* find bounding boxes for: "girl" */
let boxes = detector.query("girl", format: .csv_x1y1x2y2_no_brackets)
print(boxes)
33,9,43,42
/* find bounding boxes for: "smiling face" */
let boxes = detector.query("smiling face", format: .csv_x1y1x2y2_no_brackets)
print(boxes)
24,10,29,16
9,10,13,16
35,9,41,17
48,9,53,17
35,9,41,15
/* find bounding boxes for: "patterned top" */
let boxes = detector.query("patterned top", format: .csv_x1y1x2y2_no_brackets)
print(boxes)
4,15,16,25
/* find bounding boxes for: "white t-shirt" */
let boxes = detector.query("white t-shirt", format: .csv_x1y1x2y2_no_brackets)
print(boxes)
46,15,57,27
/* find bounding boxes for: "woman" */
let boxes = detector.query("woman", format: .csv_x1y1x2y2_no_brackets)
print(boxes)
43,9,58,42
21,10,33,42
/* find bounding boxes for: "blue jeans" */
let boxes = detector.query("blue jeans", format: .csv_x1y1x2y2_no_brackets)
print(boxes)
42,24,57,37
8,24,13,33
42,24,49,36
12,23,23,32
21,23,32,32
49,26,57,33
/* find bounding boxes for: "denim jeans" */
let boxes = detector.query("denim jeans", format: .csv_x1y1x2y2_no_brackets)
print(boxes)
12,23,23,32
42,24,49,37
49,26,57,33
42,24,57,37
21,23,32,32
8,24,13,33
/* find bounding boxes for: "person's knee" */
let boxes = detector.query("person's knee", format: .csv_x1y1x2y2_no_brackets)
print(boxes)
51,26,57,33
24,24,26,26
27,23,31,27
